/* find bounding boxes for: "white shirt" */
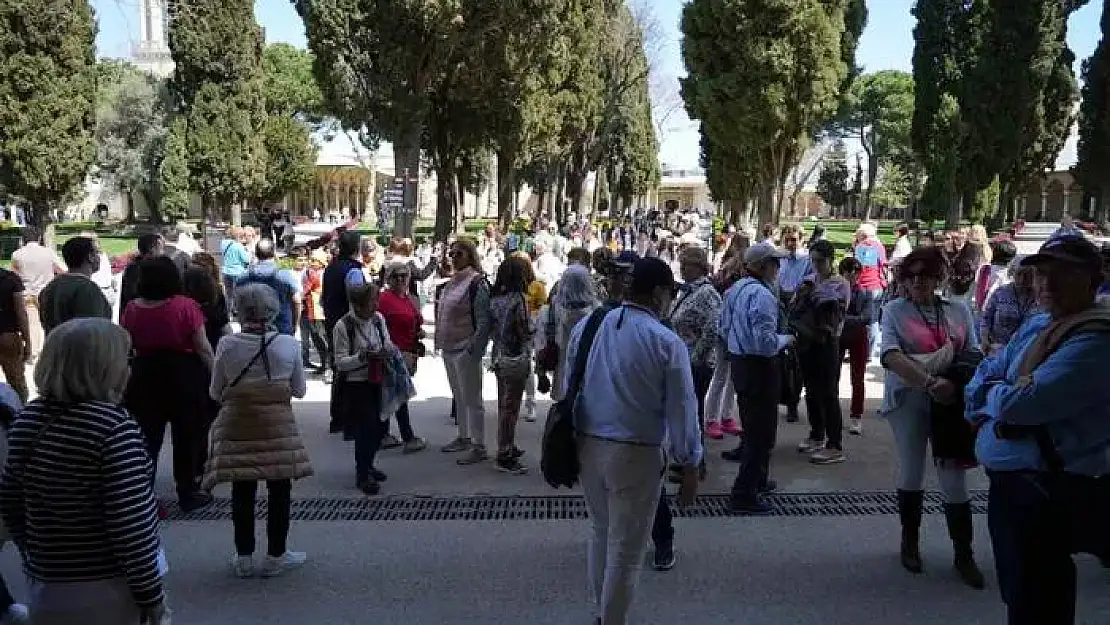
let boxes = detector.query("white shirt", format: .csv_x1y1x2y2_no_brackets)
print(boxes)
175,233,201,256
209,332,307,400
892,235,913,260
11,243,63,296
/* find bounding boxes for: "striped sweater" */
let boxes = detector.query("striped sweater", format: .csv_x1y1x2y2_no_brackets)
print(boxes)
0,399,163,607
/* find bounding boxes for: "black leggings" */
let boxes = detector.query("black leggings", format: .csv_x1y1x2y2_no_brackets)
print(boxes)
232,479,292,558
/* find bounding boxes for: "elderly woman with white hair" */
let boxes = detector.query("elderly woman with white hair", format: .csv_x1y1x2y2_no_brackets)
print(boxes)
548,265,600,400
0,319,166,625
206,284,312,580
853,222,888,353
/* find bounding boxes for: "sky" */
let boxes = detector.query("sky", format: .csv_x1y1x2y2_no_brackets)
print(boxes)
92,0,1104,170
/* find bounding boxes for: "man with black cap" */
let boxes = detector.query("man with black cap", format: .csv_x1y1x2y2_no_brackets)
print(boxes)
720,241,796,515
966,234,1110,624
565,256,702,625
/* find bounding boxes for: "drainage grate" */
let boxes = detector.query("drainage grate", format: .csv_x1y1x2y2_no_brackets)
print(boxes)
164,491,988,522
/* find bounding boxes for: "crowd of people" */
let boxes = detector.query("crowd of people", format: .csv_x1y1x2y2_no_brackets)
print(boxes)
0,211,1101,624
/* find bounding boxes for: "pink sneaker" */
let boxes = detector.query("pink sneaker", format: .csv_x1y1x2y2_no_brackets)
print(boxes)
721,418,742,436
706,421,725,440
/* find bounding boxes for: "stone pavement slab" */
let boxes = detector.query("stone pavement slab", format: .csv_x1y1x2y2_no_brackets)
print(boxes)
157,356,987,500
3,516,1106,624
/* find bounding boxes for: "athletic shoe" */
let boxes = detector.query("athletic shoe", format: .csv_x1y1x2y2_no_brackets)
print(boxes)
849,417,863,435
810,448,846,465
457,446,489,466
231,555,254,579
797,438,826,454
259,551,307,578
403,438,428,453
495,454,528,475
705,421,724,440
441,437,471,453
381,434,402,450
357,478,381,496
2,604,29,624
369,467,388,482
721,418,742,436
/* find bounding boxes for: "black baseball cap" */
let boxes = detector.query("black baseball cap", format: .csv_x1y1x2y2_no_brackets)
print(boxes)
1022,235,1102,276
629,257,678,296
609,251,640,274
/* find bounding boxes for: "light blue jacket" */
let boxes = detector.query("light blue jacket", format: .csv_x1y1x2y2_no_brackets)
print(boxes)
965,305,1110,476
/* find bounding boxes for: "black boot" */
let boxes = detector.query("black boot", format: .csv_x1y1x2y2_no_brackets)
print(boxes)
897,489,924,574
944,502,986,589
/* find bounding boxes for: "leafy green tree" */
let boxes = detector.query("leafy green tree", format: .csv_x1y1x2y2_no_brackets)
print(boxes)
262,43,324,122
0,0,97,228
838,70,914,219
1075,0,1110,223
158,116,191,222
253,115,318,207
93,61,170,222
817,141,850,214
871,162,912,213
168,0,268,222
682,0,853,228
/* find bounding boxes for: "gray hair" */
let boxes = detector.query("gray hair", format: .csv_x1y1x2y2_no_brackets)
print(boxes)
35,318,131,404
234,283,280,324
554,265,597,310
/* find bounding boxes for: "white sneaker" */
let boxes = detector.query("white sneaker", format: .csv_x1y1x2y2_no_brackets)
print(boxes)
2,604,29,624
849,417,863,435
231,555,254,578
523,406,537,423
259,551,307,578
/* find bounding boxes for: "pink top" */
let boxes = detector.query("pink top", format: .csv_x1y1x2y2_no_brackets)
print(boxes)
121,295,205,354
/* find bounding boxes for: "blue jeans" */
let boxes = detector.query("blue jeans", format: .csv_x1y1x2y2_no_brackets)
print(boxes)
866,288,884,357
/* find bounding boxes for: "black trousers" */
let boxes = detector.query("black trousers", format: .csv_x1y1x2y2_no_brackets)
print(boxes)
799,340,844,449
651,485,673,549
988,471,1077,625
692,364,713,430
232,479,292,558
388,402,416,442
344,381,385,481
325,317,341,427
729,354,782,502
300,318,328,367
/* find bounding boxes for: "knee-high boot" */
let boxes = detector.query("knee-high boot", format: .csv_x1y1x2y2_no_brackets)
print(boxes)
944,502,986,589
898,489,924,573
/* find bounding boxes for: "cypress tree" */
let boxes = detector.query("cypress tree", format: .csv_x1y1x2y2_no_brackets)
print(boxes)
1076,0,1110,224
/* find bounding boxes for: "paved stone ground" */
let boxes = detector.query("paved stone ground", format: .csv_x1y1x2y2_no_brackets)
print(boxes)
2,517,1107,624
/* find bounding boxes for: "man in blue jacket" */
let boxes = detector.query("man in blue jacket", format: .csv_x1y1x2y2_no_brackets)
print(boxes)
322,231,363,432
965,235,1110,625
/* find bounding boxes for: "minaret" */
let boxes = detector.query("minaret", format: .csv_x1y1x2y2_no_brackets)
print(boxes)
133,0,174,77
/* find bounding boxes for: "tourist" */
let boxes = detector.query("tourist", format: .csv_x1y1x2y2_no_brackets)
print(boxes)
37,235,111,334
760,223,777,245
1052,213,1084,238
189,252,231,342
722,242,795,514
511,251,547,423
333,282,393,495
979,261,1039,355
162,230,192,276
220,226,251,312
487,256,534,475
172,224,202,256
547,265,600,401
206,284,311,578
879,246,984,588
323,231,364,399
667,247,721,450
236,239,300,336
566,257,702,622
791,240,851,464
300,250,329,373
892,223,913,261
381,238,438,299
121,256,215,513
82,231,116,309
966,224,992,268
966,235,1110,624
973,239,1018,314
119,233,165,312
10,227,64,360
776,225,811,423
0,319,166,624
853,223,888,354
590,247,613,302
0,384,28,624
436,239,491,463
0,263,31,403
838,257,873,435
359,236,384,278
705,234,747,448
378,261,428,454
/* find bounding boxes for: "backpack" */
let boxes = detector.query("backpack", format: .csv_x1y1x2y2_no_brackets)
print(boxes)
541,307,608,489
467,274,492,329
335,314,386,384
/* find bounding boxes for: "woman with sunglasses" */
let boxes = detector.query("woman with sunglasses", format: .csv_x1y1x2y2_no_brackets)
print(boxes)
879,246,985,589
378,262,427,453
435,239,492,465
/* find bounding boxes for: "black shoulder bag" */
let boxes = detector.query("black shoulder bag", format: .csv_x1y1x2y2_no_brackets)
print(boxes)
541,307,608,489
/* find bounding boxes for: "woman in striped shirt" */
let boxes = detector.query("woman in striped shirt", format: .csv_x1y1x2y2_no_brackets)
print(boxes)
0,318,165,625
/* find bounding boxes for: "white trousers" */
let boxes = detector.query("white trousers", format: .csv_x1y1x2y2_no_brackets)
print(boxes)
579,436,664,625
704,343,738,423
443,349,486,448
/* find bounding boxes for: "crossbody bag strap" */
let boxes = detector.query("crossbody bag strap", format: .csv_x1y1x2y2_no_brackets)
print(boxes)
229,334,278,388
565,308,608,405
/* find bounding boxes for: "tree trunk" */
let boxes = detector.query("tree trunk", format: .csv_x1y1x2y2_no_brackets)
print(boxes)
455,173,466,234
555,163,568,225
395,127,422,238
434,164,455,241
591,169,602,215
863,151,878,221
757,185,775,230
124,191,137,223
230,202,243,227
496,149,515,229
